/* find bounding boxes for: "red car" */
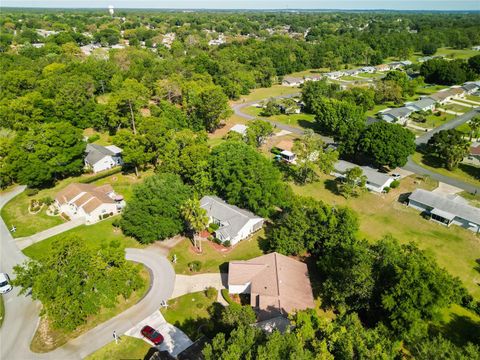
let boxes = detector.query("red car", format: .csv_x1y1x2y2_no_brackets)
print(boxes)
141,325,164,345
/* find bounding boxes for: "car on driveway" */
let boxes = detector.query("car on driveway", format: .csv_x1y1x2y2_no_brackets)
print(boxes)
141,325,164,345
0,273,12,294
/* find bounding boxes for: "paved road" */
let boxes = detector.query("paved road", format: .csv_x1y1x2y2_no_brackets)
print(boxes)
0,187,176,360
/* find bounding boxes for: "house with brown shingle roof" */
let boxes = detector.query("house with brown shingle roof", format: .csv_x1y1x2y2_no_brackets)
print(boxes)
55,183,124,224
228,252,315,320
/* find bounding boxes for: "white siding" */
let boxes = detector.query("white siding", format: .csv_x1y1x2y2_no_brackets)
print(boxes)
229,283,251,294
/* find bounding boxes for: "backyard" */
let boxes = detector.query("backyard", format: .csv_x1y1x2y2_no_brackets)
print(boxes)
169,231,265,275
291,174,480,300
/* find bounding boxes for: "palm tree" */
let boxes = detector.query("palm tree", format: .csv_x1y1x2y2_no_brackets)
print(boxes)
469,116,480,141
181,197,209,252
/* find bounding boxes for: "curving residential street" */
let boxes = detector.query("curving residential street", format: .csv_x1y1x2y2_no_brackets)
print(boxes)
0,187,176,360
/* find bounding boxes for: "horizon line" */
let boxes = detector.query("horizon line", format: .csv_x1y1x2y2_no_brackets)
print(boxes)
1,7,479,11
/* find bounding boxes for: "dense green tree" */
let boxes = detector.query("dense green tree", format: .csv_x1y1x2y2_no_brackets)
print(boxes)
374,80,403,105
209,141,285,217
301,79,340,114
410,335,480,360
427,129,470,170
245,120,273,148
12,237,143,331
420,58,473,85
181,196,209,251
259,99,281,117
468,54,480,74
113,129,151,177
6,122,85,188
338,166,367,198
359,122,416,168
337,87,375,112
120,173,192,243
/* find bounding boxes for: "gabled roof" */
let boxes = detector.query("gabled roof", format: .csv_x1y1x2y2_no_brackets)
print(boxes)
200,196,263,240
462,83,479,92
409,189,480,225
382,106,413,119
228,252,315,317
229,124,248,135
55,183,115,214
85,144,122,165
334,160,392,187
406,97,436,111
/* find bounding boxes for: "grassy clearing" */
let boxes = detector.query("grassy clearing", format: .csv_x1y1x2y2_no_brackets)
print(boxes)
435,47,479,60
162,291,218,340
85,336,152,360
30,266,150,353
443,103,471,114
436,305,480,346
23,217,143,260
291,174,480,299
411,152,480,188
366,103,391,118
1,171,145,238
459,191,480,208
0,295,4,328
356,72,384,79
82,128,112,146
237,85,299,103
410,113,455,129
242,106,316,129
416,85,450,95
466,95,480,103
170,231,265,275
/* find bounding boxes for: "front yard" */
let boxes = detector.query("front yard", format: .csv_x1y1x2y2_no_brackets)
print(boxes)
85,336,151,360
291,174,480,300
409,112,455,129
442,103,472,114
242,105,316,129
169,231,265,275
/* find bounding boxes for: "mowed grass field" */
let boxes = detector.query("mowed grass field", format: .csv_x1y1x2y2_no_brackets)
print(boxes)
242,106,316,129
291,174,480,300
235,85,300,103
85,336,152,360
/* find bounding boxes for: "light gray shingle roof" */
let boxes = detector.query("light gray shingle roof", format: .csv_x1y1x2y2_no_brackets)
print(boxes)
382,106,413,119
409,189,480,225
200,196,263,239
407,97,436,111
85,144,116,165
334,160,392,187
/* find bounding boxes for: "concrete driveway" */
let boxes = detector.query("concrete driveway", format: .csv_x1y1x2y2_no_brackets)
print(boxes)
171,273,227,299
125,310,193,357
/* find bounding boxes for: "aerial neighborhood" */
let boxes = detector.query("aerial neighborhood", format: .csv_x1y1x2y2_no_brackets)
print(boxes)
0,6,480,360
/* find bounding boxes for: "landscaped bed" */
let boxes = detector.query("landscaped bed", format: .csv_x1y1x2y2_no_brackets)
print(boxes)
169,231,265,275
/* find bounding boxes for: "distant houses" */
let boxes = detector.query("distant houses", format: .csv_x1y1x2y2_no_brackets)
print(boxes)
464,144,480,167
332,160,394,193
200,196,264,246
408,189,480,232
55,183,125,224
228,252,315,320
429,87,465,105
282,76,304,86
462,82,480,95
85,144,123,173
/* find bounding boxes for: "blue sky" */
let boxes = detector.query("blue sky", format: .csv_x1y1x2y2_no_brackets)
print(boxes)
2,0,479,10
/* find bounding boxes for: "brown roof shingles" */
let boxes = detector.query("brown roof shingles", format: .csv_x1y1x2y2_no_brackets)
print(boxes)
55,183,116,215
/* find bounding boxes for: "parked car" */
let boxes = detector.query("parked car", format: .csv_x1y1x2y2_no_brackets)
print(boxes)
141,325,164,345
391,173,401,180
0,273,12,294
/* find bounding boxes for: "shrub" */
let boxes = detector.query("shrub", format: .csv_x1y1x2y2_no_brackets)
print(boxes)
223,240,231,248
390,180,400,189
196,303,204,309
205,286,218,300
87,134,100,143
25,188,39,196
221,288,235,305
61,213,71,221
41,196,53,206
188,261,202,272
208,223,220,231
383,187,391,193
102,213,111,219
79,167,122,184
213,237,222,245
112,218,121,228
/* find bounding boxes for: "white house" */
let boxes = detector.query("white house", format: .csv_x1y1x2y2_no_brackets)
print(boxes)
332,160,394,193
324,71,344,80
55,183,125,224
360,66,376,73
462,82,480,95
408,189,480,232
229,124,248,136
85,144,123,173
200,196,264,246
406,97,436,112
379,107,413,125
282,76,304,86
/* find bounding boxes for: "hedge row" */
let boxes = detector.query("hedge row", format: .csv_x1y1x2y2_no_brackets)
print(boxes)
79,167,122,184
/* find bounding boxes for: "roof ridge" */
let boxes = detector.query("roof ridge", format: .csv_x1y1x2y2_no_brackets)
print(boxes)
274,253,281,297
207,196,253,219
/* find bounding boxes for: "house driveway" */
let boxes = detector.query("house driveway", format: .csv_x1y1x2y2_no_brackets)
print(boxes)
125,310,193,357
171,273,228,299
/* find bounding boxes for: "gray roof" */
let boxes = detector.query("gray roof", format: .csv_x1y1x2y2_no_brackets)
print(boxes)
382,106,413,119
409,189,480,225
462,83,479,92
407,97,436,111
85,143,118,165
200,196,263,239
334,160,392,187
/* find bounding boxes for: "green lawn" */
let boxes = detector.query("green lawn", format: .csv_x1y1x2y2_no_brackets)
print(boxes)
242,106,315,129
23,217,143,259
1,171,145,238
436,305,480,346
416,85,449,96
83,128,112,146
466,95,480,103
170,231,265,275
238,85,299,103
410,113,455,129
411,152,480,188
435,47,479,60
291,174,480,299
85,336,152,360
443,103,471,114
161,291,219,340
355,72,384,79
0,295,4,328
366,103,391,118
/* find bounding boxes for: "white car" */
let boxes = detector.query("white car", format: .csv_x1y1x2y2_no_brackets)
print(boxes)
0,273,12,294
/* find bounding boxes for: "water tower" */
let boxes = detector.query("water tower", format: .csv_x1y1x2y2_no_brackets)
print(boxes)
108,5,114,16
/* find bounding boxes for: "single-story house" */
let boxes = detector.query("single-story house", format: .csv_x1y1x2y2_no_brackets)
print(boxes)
462,82,480,95
472,45,480,51
55,183,125,224
430,87,465,105
388,62,403,70
200,196,264,246
85,144,123,173
418,56,433,63
229,124,248,136
360,66,376,73
375,64,391,72
304,74,323,82
228,252,315,320
408,189,480,232
332,160,394,193
344,69,360,76
324,71,344,80
380,106,413,125
282,76,304,86
464,144,480,166
406,97,437,112
275,139,296,163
